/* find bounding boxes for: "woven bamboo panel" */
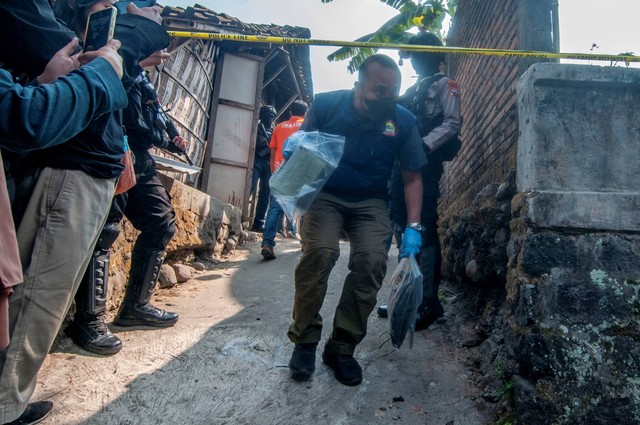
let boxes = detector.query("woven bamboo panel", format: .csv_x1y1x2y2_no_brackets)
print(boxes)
148,38,218,186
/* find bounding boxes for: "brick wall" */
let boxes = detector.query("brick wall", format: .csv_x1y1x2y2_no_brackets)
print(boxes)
441,0,554,217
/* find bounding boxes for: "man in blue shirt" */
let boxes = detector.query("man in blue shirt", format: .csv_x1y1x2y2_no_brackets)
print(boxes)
287,54,426,386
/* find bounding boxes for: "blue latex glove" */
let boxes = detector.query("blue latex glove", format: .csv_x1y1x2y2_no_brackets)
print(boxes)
400,227,422,259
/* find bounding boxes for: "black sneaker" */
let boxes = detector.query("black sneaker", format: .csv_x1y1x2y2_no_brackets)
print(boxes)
5,400,53,425
288,343,317,381
261,246,276,261
322,351,363,386
64,319,122,356
113,304,178,328
415,303,445,331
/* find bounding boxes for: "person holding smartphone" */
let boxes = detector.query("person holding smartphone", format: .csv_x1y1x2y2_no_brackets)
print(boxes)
0,0,169,423
50,0,184,357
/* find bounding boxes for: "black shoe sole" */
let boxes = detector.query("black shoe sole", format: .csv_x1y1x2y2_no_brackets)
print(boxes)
260,247,276,261
77,341,123,356
322,352,362,386
415,306,445,331
289,366,313,381
8,400,53,425
112,317,178,328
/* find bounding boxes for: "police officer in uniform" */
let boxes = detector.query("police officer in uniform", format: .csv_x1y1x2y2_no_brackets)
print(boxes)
250,105,276,232
55,0,187,355
380,31,462,330
64,68,187,355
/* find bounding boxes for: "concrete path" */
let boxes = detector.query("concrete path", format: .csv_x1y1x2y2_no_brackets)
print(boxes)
35,237,491,425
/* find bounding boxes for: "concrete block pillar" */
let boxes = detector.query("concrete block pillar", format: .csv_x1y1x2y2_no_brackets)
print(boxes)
509,63,640,424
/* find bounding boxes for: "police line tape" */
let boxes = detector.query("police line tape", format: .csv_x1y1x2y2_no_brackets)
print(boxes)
167,31,639,64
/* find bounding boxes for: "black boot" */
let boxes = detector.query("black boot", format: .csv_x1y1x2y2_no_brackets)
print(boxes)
415,245,444,330
65,250,122,355
113,249,178,328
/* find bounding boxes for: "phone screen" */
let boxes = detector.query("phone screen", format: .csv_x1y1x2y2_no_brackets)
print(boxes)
83,7,117,52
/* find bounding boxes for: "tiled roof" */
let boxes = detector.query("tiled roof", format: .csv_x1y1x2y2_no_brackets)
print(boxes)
161,3,313,101
161,4,311,39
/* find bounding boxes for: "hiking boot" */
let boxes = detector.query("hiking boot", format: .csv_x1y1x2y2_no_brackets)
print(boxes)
65,318,122,356
376,305,388,318
288,343,317,381
4,400,53,425
261,245,276,261
113,303,178,328
415,303,445,331
322,351,363,386
114,249,178,328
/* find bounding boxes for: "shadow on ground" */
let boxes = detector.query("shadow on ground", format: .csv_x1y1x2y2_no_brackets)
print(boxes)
37,238,492,425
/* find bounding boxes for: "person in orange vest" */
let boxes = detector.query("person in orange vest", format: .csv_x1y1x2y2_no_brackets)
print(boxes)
260,100,308,260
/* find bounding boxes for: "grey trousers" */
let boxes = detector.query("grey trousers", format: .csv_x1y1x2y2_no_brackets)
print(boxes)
0,168,115,422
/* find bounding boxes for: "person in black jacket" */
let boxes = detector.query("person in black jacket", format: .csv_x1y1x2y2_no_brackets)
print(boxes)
49,0,186,356
65,65,189,355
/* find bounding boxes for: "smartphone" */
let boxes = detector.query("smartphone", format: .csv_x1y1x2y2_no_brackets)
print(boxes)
83,7,117,52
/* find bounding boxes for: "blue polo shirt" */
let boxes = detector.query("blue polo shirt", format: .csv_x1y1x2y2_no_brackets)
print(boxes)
300,90,426,201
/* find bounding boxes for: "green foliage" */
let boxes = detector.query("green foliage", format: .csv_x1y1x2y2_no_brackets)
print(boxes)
613,51,635,67
320,0,458,73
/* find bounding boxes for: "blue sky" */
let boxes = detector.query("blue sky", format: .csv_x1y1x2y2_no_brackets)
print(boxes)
168,0,639,93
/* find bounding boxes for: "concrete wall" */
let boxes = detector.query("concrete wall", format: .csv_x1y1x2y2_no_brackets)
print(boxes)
105,175,244,316
507,63,640,424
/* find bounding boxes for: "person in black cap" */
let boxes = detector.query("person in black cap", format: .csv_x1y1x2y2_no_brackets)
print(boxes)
250,104,277,232
379,31,462,330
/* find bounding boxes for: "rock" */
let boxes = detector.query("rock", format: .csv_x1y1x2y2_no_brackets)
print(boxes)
225,235,238,253
172,264,194,283
481,391,499,403
158,264,178,288
191,262,206,271
465,260,478,278
495,182,513,202
494,228,509,244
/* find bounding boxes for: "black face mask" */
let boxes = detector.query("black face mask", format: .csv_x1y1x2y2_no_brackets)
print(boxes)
260,115,274,127
364,97,396,121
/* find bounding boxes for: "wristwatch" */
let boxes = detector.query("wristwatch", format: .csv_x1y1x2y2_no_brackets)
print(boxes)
406,222,426,232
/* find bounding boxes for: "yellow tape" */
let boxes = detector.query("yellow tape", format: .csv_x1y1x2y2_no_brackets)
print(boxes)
167,31,639,64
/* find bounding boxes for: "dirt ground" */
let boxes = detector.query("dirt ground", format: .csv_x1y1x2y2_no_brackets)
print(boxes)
35,237,494,425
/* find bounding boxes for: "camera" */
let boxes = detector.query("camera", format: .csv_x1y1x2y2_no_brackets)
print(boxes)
114,0,157,15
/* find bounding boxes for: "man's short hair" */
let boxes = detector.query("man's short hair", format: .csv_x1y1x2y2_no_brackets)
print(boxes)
289,100,308,117
358,54,400,82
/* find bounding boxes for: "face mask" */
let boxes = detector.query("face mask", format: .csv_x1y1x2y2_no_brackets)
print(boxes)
260,115,274,127
364,97,396,121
